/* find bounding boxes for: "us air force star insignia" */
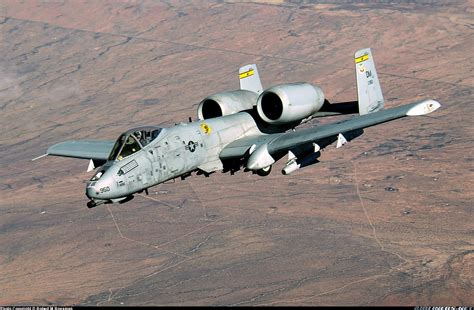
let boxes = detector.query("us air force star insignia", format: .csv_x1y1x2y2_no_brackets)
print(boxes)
186,141,197,152
200,123,211,135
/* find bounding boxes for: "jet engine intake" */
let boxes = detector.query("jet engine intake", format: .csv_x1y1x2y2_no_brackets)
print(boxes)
197,90,258,120
257,83,325,124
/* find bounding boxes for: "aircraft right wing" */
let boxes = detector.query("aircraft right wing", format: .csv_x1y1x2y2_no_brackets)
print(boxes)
47,140,115,161
219,99,441,169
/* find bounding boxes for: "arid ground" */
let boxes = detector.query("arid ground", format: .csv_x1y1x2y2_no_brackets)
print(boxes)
1,0,473,306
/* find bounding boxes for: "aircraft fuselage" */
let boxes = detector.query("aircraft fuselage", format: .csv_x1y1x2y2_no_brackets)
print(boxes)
43,48,441,208
85,112,261,205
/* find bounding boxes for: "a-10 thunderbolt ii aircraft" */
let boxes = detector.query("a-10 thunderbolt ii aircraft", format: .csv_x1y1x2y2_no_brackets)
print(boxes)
40,48,440,208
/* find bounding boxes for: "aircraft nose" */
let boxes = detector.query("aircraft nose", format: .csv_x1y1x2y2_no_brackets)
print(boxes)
86,182,99,199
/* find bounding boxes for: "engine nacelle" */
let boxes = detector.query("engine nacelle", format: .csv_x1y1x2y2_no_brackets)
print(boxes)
197,90,257,120
256,83,325,125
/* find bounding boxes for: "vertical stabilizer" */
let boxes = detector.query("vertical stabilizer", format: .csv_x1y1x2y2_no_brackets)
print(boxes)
355,48,384,115
239,64,263,94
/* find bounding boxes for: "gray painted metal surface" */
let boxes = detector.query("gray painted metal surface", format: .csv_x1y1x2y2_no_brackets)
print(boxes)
42,48,441,207
268,99,436,154
47,140,115,160
355,48,384,115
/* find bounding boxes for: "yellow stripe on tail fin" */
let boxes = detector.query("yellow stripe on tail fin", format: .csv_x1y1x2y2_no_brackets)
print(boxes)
355,48,384,115
239,64,263,94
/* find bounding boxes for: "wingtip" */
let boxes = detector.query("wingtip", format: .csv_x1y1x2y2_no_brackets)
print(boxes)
406,99,441,116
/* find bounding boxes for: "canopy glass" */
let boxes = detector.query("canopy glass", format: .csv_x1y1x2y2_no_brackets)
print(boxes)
108,126,163,161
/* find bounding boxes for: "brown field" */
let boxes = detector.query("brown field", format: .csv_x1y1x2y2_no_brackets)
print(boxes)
0,0,473,306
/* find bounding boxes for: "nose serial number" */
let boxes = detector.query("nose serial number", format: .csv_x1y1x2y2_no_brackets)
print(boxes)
100,186,110,193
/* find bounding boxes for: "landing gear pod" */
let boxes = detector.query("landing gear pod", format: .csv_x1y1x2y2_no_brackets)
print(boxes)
246,144,275,171
256,165,272,177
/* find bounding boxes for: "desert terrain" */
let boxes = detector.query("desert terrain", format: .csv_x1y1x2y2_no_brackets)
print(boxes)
0,0,473,306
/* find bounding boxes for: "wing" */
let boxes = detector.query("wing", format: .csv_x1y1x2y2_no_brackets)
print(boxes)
47,140,115,161
220,99,441,169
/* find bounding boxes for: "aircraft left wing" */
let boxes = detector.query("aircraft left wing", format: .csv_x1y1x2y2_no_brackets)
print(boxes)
47,140,115,161
220,99,441,169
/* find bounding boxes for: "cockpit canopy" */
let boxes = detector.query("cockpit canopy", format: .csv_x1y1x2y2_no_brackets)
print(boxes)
108,126,163,161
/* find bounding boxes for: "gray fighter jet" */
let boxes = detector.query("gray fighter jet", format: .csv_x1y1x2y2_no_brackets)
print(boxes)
40,48,441,208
